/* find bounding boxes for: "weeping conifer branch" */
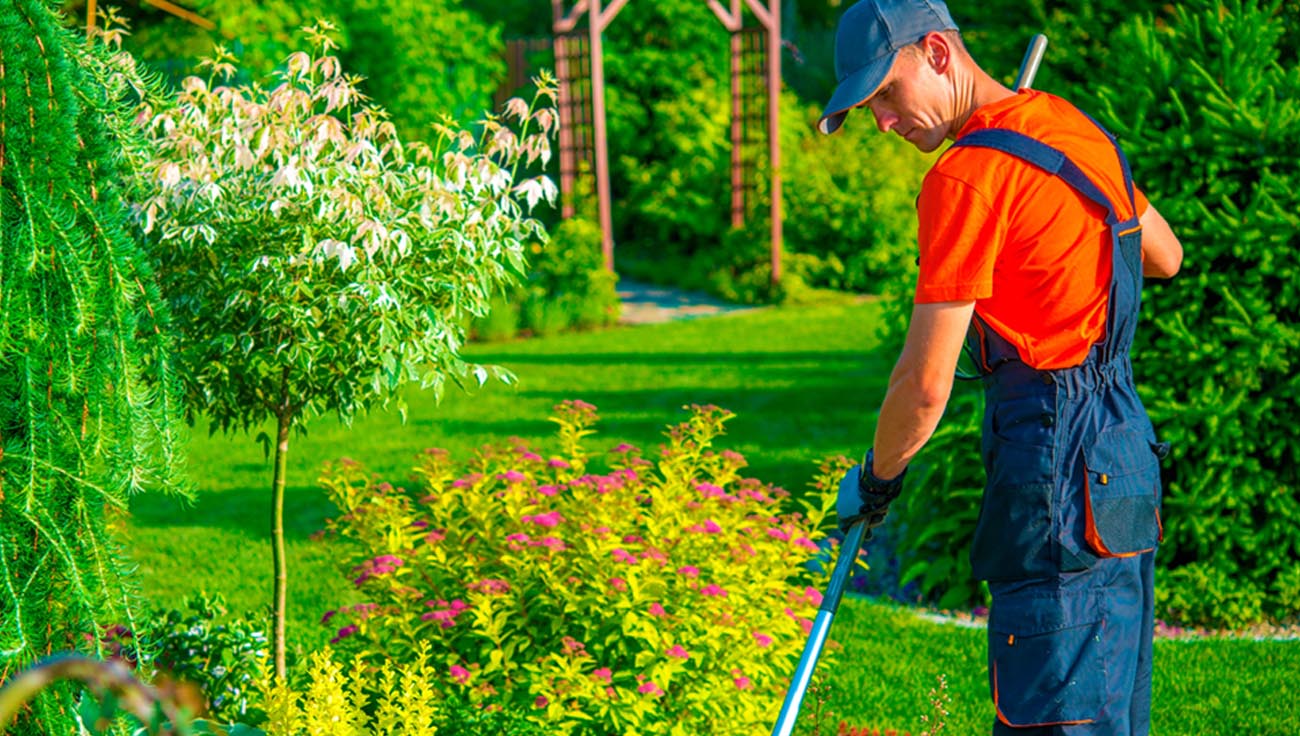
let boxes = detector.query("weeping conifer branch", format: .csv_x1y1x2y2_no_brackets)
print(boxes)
0,1,189,733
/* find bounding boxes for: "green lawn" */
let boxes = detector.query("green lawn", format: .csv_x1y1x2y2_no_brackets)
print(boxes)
121,300,1300,734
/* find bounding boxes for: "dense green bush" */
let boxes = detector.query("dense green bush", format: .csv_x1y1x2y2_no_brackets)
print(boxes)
111,595,270,725
779,94,934,293
1092,0,1300,626
336,0,505,135
882,0,1300,629
473,217,620,341
316,402,844,734
620,89,933,303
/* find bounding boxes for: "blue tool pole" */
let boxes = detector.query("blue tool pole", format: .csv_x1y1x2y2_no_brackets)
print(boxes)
770,520,868,736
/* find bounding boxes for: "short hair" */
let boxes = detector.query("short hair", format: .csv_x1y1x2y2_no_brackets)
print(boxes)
904,29,967,58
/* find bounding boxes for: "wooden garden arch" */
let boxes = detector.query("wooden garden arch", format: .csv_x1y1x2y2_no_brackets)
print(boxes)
84,0,214,36
552,0,784,284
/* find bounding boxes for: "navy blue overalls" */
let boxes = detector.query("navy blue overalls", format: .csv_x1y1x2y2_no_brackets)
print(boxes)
951,124,1169,735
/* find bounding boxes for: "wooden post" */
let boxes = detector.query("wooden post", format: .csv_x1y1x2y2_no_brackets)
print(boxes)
589,0,614,272
728,1,744,228
716,0,783,285
766,0,782,285
552,1,579,219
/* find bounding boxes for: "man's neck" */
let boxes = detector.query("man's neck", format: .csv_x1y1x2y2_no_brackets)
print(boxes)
947,67,1016,140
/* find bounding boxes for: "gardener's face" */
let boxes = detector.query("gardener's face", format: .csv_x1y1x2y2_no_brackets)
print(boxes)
858,45,951,153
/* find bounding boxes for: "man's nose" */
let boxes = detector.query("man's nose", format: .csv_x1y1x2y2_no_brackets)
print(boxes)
873,109,898,134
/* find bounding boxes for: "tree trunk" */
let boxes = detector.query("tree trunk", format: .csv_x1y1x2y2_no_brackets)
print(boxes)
271,411,292,681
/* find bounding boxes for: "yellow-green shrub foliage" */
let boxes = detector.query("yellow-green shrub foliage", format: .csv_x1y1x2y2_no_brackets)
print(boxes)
317,402,847,735
258,645,439,735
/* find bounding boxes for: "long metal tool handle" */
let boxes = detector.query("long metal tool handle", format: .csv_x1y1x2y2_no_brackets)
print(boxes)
770,521,869,736
1013,33,1049,90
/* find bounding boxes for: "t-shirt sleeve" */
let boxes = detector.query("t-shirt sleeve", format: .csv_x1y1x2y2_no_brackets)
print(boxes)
914,168,1004,304
1134,185,1150,217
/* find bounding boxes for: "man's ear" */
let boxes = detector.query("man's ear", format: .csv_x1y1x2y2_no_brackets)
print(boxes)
922,32,952,74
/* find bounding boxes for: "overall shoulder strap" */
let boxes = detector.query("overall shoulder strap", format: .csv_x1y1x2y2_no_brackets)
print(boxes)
951,128,1124,226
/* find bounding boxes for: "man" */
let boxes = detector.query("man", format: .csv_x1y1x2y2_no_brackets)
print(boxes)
821,1,1183,734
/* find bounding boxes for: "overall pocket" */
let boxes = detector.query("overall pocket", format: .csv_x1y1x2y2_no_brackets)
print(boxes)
1081,430,1162,557
971,438,1056,581
988,582,1105,727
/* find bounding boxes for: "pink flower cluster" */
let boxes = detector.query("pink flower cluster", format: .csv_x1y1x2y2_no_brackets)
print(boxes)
352,555,404,586
422,598,470,628
687,519,722,534
467,578,511,595
521,510,565,527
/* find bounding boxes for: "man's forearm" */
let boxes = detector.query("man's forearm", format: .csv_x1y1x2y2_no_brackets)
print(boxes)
865,300,974,481
871,367,950,479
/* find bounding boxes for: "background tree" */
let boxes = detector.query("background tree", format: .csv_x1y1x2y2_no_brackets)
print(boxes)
0,1,189,733
335,0,505,138
130,25,557,678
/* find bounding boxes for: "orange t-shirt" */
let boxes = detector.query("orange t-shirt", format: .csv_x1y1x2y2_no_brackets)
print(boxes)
914,90,1149,370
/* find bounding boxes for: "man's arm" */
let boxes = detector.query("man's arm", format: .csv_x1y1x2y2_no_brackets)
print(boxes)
1140,203,1182,278
870,300,976,479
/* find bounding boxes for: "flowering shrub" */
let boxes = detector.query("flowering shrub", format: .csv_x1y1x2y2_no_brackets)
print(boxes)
317,402,849,734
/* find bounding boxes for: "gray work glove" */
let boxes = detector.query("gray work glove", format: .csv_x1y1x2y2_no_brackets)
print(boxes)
836,449,906,534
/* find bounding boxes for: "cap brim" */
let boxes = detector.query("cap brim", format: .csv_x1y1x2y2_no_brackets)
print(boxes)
816,52,895,134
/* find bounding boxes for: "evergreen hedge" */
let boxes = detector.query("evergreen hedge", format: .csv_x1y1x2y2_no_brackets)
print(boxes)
0,2,189,733
1093,0,1300,626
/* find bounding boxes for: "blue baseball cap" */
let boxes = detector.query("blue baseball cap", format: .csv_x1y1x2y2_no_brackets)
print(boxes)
817,0,959,134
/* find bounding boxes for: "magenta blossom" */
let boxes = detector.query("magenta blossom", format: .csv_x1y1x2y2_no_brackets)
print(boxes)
451,473,483,488
753,631,773,648
700,584,728,597
592,667,613,684
695,482,725,498
638,681,664,696
329,624,358,644
449,664,471,684
468,578,511,595
665,644,690,659
687,519,722,534
537,484,560,496
648,602,667,617
611,548,638,564
534,695,549,708
611,442,637,454
676,565,700,578
352,555,404,586
532,536,567,552
497,470,528,483
734,675,753,690
422,599,470,628
522,510,565,527
767,527,791,541
548,458,571,469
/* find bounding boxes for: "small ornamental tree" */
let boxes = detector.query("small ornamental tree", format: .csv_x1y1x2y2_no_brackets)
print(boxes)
0,2,189,734
129,24,558,678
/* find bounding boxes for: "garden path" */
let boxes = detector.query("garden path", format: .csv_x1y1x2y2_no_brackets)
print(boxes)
616,278,761,325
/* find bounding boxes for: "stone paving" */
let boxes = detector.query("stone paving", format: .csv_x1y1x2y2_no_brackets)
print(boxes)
616,278,761,325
